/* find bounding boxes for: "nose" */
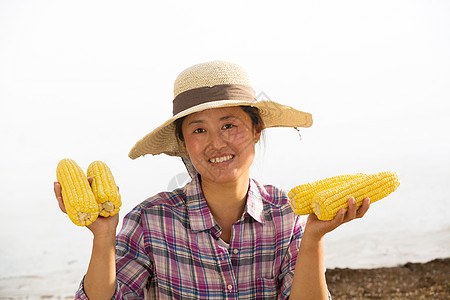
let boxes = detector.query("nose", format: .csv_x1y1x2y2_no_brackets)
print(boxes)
208,131,227,150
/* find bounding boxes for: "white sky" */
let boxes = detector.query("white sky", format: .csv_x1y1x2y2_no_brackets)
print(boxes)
1,0,449,190
0,0,449,276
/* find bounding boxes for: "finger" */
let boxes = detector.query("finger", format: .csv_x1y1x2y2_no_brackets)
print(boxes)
54,181,61,198
323,208,346,234
57,200,67,213
332,208,346,226
54,182,67,213
356,197,370,218
343,197,357,222
306,212,341,239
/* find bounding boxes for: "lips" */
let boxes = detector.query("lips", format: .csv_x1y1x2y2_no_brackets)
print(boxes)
208,154,234,164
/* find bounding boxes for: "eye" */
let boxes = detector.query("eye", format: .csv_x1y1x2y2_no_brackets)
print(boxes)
223,124,234,130
193,128,205,134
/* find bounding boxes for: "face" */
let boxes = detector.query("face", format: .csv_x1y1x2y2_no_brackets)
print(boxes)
181,107,261,184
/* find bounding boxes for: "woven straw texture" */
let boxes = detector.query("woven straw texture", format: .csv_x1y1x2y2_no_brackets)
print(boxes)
174,61,251,97
129,61,313,159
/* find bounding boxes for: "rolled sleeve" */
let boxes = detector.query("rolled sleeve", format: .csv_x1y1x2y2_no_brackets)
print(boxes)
75,276,122,299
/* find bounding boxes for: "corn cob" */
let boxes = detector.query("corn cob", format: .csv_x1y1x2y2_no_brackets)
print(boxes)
312,171,400,220
288,173,367,216
87,161,121,217
56,159,99,226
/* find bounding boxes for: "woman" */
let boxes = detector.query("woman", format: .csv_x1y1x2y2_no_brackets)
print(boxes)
54,60,370,299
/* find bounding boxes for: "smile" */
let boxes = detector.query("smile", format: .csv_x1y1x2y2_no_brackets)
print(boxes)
209,155,234,164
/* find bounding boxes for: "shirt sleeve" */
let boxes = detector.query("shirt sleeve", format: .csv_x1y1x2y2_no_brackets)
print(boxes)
74,207,153,299
74,276,121,299
277,214,304,300
277,215,332,300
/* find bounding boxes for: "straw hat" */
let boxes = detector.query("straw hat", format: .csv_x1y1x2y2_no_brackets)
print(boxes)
128,60,313,159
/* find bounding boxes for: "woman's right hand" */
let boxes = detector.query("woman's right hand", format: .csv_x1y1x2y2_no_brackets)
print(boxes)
54,179,119,298
53,179,119,237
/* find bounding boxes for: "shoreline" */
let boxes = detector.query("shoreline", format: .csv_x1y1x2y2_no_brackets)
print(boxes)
326,257,450,299
0,258,448,299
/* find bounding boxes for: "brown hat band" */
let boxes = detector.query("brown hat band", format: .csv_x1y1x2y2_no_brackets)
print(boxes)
172,84,257,116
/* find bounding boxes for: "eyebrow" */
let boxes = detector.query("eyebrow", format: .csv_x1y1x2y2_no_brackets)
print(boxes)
186,115,238,126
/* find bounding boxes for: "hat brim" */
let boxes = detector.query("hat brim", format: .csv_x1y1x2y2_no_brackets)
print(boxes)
128,99,312,159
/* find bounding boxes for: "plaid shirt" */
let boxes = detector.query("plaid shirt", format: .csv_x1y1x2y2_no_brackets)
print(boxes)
76,175,315,299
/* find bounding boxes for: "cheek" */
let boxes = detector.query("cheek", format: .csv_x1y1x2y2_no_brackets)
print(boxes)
184,136,201,156
228,127,254,148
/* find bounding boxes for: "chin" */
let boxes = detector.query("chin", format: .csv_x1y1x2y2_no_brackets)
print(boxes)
199,168,247,184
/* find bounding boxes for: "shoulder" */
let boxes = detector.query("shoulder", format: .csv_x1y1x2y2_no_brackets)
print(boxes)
140,187,187,210
250,178,306,237
249,178,302,224
251,178,290,207
122,186,188,225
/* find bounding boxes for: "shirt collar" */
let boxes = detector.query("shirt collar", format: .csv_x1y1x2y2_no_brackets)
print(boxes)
185,175,265,234
185,175,218,234
244,178,264,223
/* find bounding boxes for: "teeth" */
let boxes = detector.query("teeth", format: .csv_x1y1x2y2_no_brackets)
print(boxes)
209,155,233,163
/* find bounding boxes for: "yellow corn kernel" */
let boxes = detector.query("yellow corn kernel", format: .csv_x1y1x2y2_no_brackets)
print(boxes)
288,173,367,216
87,161,121,217
56,158,99,226
312,171,400,220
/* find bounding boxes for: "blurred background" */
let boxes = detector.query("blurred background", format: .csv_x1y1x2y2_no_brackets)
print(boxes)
0,0,449,297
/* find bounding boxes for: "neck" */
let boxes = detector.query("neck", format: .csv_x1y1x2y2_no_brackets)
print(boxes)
200,172,250,224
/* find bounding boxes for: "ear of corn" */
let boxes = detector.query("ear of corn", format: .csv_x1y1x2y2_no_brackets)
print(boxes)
56,159,99,226
288,171,400,220
87,161,121,217
288,173,367,216
312,171,400,220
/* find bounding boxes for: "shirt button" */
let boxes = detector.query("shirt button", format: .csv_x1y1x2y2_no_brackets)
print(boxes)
227,284,233,291
233,249,239,254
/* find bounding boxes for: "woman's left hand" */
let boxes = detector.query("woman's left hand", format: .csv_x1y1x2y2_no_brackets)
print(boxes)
303,197,370,242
